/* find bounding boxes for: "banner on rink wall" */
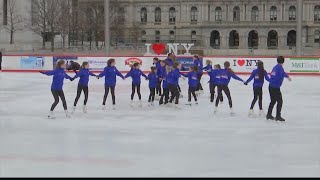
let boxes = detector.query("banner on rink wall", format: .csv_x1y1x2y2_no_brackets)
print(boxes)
20,56,45,70
53,56,78,69
289,58,320,73
177,57,203,71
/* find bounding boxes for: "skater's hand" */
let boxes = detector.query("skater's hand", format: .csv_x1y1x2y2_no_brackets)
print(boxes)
287,77,292,82
70,78,75,81
39,71,44,74
145,78,149,80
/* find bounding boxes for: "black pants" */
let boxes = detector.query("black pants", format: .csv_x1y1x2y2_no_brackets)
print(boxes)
267,86,283,117
149,88,156,102
0,57,2,70
210,83,223,103
103,86,116,105
188,87,198,102
159,88,169,105
51,90,67,111
250,87,263,110
131,84,141,100
197,74,203,91
156,79,162,95
74,84,89,106
216,85,233,108
169,84,180,104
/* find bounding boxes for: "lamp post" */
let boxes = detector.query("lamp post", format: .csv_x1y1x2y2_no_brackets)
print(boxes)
296,0,303,56
104,0,110,56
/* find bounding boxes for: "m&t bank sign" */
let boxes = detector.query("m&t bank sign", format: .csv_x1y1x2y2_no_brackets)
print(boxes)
290,58,320,73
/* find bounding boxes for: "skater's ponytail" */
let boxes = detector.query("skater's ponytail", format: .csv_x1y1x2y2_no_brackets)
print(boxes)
224,61,234,74
55,60,65,69
257,61,265,81
81,62,89,69
107,59,115,67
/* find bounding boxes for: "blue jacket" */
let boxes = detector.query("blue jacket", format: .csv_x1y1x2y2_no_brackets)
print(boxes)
154,61,161,69
203,65,213,72
181,72,199,88
269,64,289,88
217,69,244,85
167,68,181,86
162,74,169,89
245,69,270,88
125,69,147,85
98,66,124,87
193,59,203,75
157,65,166,78
165,58,174,67
148,73,158,88
42,68,72,91
73,68,96,87
208,69,220,84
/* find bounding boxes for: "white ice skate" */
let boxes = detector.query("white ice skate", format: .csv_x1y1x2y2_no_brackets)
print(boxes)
195,101,199,105
48,111,56,119
65,110,71,118
138,100,143,108
248,110,257,118
130,100,134,108
185,102,192,106
214,107,218,114
83,105,87,114
174,104,181,109
102,105,106,110
230,108,235,116
71,106,76,114
259,110,266,117
112,105,116,110
151,102,155,107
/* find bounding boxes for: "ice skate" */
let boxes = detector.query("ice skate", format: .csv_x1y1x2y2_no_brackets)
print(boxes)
150,102,155,107
102,105,106,110
259,110,266,117
65,110,71,118
276,116,286,122
83,105,87,114
179,94,184,98
138,100,143,108
71,106,76,114
214,107,218,114
130,100,134,108
48,111,56,119
248,110,257,118
266,114,275,120
230,108,235,116
195,101,199,105
185,102,192,106
174,104,181,109
112,105,116,110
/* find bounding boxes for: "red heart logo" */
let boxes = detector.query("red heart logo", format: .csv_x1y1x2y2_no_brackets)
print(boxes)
237,60,246,66
152,43,166,55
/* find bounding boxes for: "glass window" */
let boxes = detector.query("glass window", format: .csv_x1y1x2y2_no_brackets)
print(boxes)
270,6,277,21
251,6,259,21
215,7,222,21
191,7,198,23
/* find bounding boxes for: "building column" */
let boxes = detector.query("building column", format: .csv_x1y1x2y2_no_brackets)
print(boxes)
240,35,248,49
104,0,110,55
221,36,229,49
259,35,267,49
296,0,303,55
279,35,287,49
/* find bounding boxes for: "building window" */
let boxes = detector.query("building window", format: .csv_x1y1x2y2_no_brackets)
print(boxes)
191,31,197,43
191,7,198,23
141,30,147,43
169,31,175,43
118,7,125,24
155,7,161,23
270,6,277,21
267,30,278,48
155,30,160,42
251,6,259,21
3,0,8,25
169,7,176,24
289,6,296,21
233,6,240,21
315,5,320,22
315,30,320,43
229,30,239,48
210,30,220,49
287,30,296,48
215,7,222,21
141,7,147,23
248,30,259,49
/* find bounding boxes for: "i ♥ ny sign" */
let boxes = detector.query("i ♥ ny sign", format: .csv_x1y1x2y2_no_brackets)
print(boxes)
145,43,194,56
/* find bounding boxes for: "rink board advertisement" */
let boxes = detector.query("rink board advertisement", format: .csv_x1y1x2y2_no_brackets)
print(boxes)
53,56,78,69
20,56,45,70
289,58,320,73
177,57,203,71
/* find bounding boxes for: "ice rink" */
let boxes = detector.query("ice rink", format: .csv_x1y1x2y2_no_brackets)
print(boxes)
0,72,319,177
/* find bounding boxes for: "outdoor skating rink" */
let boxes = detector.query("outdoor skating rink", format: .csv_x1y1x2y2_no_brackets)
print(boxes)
0,73,319,177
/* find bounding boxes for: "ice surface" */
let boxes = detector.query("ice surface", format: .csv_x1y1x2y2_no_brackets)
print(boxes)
0,73,320,177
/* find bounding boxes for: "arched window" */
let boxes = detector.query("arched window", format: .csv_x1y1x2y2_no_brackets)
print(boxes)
248,30,259,49
191,31,197,43
141,7,147,23
118,7,125,23
315,30,320,44
251,6,259,21
169,7,176,23
289,6,296,21
155,7,161,23
169,30,175,43
314,5,320,22
270,6,277,21
210,30,220,49
229,30,239,48
215,7,222,21
155,30,160,42
267,30,278,48
141,30,147,43
191,7,198,23
233,6,240,21
287,30,296,48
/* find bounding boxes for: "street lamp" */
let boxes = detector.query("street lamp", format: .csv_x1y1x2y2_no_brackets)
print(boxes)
104,0,110,56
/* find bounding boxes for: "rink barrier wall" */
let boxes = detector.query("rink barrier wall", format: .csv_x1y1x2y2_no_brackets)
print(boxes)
2,55,320,76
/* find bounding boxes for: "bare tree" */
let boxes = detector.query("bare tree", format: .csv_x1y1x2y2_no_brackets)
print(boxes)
56,0,71,49
46,0,63,52
5,0,23,44
30,0,48,49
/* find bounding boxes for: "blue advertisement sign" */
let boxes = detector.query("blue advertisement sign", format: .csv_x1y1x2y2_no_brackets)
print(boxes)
176,57,203,71
53,56,78,69
20,56,45,70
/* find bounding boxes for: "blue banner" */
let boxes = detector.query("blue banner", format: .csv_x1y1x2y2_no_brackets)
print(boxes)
176,57,203,71
20,56,45,70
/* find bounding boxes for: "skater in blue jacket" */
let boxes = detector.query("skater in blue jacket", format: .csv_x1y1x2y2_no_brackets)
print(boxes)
245,61,270,118
266,56,292,121
167,62,182,107
215,61,245,115
180,66,199,105
70,62,97,114
98,59,125,109
155,59,166,96
208,64,223,103
40,60,73,119
125,63,148,107
165,53,175,67
159,65,170,105
193,55,204,94
148,66,158,106
203,60,213,72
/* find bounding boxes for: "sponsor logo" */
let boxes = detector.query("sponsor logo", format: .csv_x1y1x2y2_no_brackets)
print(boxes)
145,43,194,55
290,58,319,72
125,58,143,67
233,59,260,67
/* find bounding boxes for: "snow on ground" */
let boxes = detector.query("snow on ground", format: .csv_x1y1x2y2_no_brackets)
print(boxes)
0,72,319,177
